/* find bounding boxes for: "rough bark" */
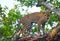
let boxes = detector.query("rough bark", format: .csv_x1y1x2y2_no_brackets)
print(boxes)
36,1,60,16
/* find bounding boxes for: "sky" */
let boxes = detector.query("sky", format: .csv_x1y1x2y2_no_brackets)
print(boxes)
0,0,19,9
0,0,40,15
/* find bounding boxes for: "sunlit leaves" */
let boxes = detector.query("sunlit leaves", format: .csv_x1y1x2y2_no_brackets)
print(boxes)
17,0,38,7
47,13,59,26
31,25,37,34
15,10,22,19
40,6,46,11
0,5,23,41
0,25,13,38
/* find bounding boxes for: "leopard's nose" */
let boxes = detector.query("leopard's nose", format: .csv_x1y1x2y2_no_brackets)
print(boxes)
47,17,49,19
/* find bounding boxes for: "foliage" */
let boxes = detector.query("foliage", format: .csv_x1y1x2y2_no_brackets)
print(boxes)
17,0,38,7
0,0,60,41
0,5,22,41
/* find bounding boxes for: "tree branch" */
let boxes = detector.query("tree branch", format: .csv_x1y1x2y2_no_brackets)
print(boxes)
46,23,60,41
37,1,60,16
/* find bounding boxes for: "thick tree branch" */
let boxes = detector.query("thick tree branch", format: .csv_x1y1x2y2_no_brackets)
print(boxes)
46,23,60,41
14,23,60,41
37,1,60,16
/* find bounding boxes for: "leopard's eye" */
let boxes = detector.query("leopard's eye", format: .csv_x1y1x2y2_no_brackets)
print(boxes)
44,14,47,16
